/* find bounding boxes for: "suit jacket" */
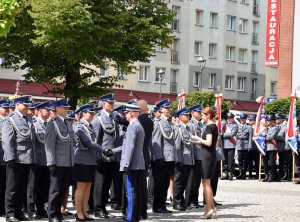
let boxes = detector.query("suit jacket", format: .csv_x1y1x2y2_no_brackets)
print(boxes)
187,118,202,161
264,125,280,151
113,119,145,171
74,119,102,165
236,123,253,150
275,123,287,152
2,111,35,164
174,122,194,166
138,113,153,165
91,111,119,162
33,117,48,166
0,116,6,165
223,122,238,149
151,116,175,162
45,117,74,167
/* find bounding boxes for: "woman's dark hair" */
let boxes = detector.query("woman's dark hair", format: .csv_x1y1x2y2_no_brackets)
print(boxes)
202,107,215,120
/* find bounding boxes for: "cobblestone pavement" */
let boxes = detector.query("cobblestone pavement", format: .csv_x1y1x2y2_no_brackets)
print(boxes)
1,179,300,222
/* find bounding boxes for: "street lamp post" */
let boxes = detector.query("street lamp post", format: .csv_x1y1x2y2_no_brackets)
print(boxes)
157,68,165,101
197,56,206,92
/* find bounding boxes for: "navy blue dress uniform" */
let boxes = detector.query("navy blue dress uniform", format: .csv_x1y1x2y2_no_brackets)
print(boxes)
2,96,36,222
248,115,259,178
26,101,52,219
112,104,145,222
90,93,120,218
45,98,74,221
151,99,175,213
262,115,280,182
236,114,253,179
274,114,289,180
221,113,238,180
0,99,10,216
185,105,203,208
173,108,194,211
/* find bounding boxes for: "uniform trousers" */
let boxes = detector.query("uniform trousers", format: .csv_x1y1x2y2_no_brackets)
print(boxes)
278,150,285,177
147,168,154,201
5,164,30,217
111,163,123,206
283,150,293,179
140,162,149,217
185,160,201,206
247,149,259,176
124,170,142,222
173,165,192,207
263,150,277,180
0,165,6,215
94,162,119,211
26,168,35,213
237,150,248,171
152,160,174,210
48,167,72,220
223,148,235,173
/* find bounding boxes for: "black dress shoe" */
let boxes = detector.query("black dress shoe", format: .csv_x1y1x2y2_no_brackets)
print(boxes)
49,217,63,222
75,214,86,221
141,214,148,219
6,216,19,222
113,204,122,210
27,212,36,220
15,214,29,221
156,208,172,213
35,210,48,219
173,205,186,211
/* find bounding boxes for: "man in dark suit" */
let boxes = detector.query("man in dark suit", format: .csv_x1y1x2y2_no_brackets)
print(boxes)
137,100,153,219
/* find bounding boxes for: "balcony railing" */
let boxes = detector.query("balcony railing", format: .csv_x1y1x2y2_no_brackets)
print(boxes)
170,82,178,94
171,51,180,64
172,19,180,32
251,62,257,74
253,4,259,16
252,33,259,45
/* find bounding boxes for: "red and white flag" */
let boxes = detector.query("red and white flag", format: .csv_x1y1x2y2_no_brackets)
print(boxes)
177,88,186,110
254,96,265,135
215,93,223,134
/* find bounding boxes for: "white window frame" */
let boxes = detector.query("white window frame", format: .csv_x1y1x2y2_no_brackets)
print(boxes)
239,18,247,33
195,10,204,26
194,41,202,56
227,15,236,31
210,12,218,28
99,67,106,77
209,43,217,58
225,75,234,90
117,68,126,80
155,43,164,52
138,66,150,82
209,73,216,89
237,77,246,91
154,68,166,83
193,72,200,87
238,48,247,63
172,5,180,32
226,46,235,61
270,81,277,95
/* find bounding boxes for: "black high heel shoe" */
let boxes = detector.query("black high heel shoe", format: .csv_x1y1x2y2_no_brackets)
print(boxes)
84,216,94,221
75,214,86,221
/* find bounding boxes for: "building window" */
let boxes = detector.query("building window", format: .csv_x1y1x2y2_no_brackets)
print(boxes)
99,67,106,77
252,21,259,45
0,58,5,65
193,72,200,87
237,77,246,91
172,6,180,31
270,81,277,95
155,43,164,52
194,41,202,56
117,69,126,79
210,12,218,28
225,75,234,90
226,46,235,61
238,48,247,63
139,66,150,81
155,68,166,83
209,73,216,89
195,10,204,25
227,15,236,31
253,0,260,16
239,19,247,33
241,0,248,4
250,78,257,100
170,69,178,94
251,50,258,73
209,43,217,58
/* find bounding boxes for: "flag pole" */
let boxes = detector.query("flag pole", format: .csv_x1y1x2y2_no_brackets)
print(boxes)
220,161,223,178
258,153,262,181
292,152,295,183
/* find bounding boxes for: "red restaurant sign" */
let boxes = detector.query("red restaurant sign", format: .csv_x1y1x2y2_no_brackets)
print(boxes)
265,0,280,67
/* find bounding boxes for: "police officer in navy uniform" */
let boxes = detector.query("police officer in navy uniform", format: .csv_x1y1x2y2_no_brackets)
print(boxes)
262,115,280,182
0,99,10,216
27,101,51,219
111,104,145,222
173,107,194,211
221,113,238,180
151,99,174,213
91,93,119,218
2,96,36,222
185,105,203,209
45,98,74,222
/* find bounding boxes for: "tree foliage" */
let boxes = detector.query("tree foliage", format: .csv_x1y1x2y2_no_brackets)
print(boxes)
0,0,19,37
264,97,300,116
171,92,232,119
0,0,174,108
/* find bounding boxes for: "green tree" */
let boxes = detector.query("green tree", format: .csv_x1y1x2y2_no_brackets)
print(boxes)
264,97,300,116
0,0,174,108
0,0,19,37
171,92,232,119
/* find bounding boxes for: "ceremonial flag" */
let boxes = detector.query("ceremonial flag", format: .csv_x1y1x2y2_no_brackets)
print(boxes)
253,96,266,155
177,88,186,110
215,93,223,134
287,94,298,154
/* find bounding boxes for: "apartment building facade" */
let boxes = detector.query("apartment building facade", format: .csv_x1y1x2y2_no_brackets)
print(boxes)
108,0,267,103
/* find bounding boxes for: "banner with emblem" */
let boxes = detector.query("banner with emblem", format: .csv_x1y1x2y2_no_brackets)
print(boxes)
253,96,266,156
177,88,186,110
287,94,298,154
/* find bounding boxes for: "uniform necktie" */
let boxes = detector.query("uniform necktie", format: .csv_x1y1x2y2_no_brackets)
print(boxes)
44,121,47,127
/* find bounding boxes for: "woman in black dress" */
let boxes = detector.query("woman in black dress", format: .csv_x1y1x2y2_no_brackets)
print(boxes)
191,107,218,219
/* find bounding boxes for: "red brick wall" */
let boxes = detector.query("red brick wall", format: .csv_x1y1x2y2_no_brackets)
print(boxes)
278,0,295,98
